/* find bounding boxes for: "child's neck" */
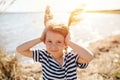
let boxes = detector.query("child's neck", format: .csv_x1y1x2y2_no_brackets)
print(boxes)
53,54,65,66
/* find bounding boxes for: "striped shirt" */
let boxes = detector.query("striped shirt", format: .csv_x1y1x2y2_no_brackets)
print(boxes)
33,49,88,80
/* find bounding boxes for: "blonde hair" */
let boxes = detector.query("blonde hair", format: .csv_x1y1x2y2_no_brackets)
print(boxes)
44,5,85,28
68,6,85,27
43,23,68,42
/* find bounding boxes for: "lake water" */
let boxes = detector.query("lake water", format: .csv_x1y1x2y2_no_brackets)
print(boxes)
0,12,120,63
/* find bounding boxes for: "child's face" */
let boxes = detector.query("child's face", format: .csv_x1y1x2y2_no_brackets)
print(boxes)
45,31,66,58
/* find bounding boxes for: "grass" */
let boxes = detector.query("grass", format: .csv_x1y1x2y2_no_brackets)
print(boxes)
0,46,22,80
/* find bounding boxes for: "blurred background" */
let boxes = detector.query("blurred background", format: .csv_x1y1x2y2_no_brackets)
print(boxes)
0,0,120,63
1,1,120,80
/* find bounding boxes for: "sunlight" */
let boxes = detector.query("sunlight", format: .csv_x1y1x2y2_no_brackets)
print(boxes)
47,0,86,12
47,0,120,12
6,0,120,12
81,0,120,10
6,0,41,12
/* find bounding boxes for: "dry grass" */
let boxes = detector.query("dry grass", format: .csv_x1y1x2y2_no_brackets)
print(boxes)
0,47,22,80
77,34,120,80
0,46,42,80
0,34,120,80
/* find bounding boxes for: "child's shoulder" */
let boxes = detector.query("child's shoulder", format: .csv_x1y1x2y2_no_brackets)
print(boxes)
33,49,46,52
66,50,77,57
33,49,48,55
67,50,76,54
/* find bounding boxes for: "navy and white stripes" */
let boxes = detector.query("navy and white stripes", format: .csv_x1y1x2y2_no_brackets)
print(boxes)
33,49,88,80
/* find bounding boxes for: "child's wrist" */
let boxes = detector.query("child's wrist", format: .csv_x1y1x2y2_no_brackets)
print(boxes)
40,37,43,41
66,40,71,46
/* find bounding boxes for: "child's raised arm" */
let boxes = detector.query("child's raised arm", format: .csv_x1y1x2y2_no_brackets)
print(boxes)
16,28,47,58
65,32,94,63
16,38,42,58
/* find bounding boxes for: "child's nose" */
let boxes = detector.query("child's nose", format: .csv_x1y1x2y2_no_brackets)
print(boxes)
51,43,57,48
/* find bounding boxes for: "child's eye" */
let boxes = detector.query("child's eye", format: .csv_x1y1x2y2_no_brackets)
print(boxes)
47,40,52,43
57,41,62,43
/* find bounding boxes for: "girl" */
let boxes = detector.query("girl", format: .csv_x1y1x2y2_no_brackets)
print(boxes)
16,6,93,80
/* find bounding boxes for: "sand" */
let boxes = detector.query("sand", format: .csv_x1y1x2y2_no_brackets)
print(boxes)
0,34,120,80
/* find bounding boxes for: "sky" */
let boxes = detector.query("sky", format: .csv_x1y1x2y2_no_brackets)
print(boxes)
4,0,120,12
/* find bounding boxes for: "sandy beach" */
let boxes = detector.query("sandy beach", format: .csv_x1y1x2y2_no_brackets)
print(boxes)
0,34,120,80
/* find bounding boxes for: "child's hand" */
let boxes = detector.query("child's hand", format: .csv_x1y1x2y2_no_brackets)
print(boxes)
40,28,47,42
65,32,71,45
